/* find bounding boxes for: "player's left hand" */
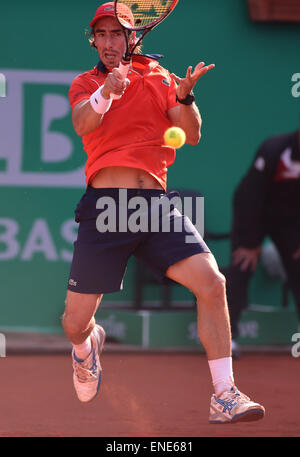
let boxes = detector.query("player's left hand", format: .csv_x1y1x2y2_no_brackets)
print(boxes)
171,62,215,100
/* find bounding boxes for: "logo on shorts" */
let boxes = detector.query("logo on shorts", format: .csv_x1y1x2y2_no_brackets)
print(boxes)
69,279,77,286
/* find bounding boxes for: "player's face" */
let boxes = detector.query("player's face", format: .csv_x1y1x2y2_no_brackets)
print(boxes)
93,16,126,68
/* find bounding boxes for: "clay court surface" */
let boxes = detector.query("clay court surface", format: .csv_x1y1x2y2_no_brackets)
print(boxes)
0,350,299,438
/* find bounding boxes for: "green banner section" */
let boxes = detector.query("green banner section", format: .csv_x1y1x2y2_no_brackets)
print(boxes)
96,308,298,348
237,306,298,346
99,310,144,346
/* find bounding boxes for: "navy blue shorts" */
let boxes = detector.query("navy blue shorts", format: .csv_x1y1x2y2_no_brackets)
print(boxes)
67,187,210,294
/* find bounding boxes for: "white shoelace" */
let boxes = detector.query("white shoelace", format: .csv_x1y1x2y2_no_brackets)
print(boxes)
220,388,251,403
73,353,98,383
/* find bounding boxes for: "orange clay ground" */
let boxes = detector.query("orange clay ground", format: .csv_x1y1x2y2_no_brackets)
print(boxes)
0,352,299,437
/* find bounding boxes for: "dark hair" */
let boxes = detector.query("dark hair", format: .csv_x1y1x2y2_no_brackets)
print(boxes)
86,27,142,54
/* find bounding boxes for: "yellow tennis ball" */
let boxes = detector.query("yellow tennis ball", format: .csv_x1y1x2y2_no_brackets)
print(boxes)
164,127,186,149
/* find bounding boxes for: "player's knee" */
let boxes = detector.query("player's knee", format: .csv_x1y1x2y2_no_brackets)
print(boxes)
62,312,85,338
195,271,226,306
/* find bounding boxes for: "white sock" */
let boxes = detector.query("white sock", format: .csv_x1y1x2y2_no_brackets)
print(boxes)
208,357,235,397
73,336,92,361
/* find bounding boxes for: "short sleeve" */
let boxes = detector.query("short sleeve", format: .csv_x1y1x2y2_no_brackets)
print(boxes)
68,75,92,109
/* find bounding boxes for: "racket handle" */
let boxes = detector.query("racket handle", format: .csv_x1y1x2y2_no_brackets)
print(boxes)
110,61,130,100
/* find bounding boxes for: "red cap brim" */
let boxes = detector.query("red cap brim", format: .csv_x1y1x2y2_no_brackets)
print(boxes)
90,11,115,28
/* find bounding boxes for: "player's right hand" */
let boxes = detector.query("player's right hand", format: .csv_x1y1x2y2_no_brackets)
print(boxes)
101,68,130,99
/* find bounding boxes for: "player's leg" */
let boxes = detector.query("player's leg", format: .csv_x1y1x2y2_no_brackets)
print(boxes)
62,290,102,346
165,252,265,423
166,252,231,361
62,290,106,403
136,192,233,386
136,191,264,422
64,187,146,402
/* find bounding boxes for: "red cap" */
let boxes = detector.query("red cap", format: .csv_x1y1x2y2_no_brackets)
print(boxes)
89,2,134,28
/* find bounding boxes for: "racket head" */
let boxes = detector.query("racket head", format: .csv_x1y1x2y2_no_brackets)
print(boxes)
114,0,179,31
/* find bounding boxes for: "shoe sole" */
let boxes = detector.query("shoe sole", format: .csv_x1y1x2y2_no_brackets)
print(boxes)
232,408,265,423
209,407,265,424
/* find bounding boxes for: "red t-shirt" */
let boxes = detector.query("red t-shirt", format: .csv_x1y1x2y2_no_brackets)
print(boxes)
69,56,180,190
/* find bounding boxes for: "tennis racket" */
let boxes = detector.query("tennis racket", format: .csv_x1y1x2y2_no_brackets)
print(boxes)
111,0,179,99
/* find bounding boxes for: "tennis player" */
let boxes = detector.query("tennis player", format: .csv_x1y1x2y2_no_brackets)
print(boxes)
62,2,265,423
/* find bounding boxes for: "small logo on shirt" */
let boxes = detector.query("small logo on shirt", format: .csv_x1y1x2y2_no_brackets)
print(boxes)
69,279,77,287
254,157,265,171
162,78,170,87
275,148,300,180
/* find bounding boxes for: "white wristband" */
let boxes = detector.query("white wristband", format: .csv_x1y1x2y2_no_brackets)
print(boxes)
90,85,112,114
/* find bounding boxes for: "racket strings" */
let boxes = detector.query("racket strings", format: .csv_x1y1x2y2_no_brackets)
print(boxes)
117,0,175,28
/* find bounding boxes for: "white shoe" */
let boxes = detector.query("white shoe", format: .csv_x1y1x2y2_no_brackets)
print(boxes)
72,325,106,403
209,386,265,423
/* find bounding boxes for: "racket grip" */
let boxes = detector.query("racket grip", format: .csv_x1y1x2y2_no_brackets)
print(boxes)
110,61,130,100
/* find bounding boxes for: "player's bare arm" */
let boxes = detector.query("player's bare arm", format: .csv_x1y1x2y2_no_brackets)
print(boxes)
72,68,128,136
167,62,215,145
72,100,103,136
168,103,202,145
